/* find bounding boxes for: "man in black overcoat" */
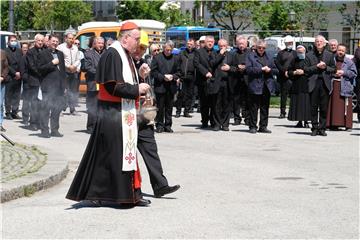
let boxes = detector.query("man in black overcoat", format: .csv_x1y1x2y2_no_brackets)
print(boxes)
194,35,223,128
304,35,336,136
4,35,22,119
37,35,66,138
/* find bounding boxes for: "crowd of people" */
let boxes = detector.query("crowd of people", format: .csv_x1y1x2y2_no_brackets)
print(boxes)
1,24,359,207
0,32,359,138
147,34,359,136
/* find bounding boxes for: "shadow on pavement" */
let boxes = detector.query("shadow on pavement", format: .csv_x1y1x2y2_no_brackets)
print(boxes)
288,131,313,135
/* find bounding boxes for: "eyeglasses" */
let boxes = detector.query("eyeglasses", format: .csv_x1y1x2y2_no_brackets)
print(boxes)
152,49,160,53
257,46,266,50
74,42,80,45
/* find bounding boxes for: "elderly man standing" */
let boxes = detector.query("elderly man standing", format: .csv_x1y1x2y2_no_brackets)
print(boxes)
326,44,357,130
304,35,336,136
246,39,279,134
151,40,179,133
83,37,105,134
194,35,220,129
57,33,81,115
23,34,44,131
66,22,152,207
37,35,67,138
224,35,251,126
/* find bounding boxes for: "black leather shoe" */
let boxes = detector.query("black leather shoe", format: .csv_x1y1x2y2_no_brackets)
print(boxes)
51,131,64,137
213,126,220,131
175,113,181,118
135,198,151,207
200,123,208,129
5,113,13,120
249,128,257,134
154,185,180,198
222,126,229,131
258,128,272,133
164,128,174,133
311,129,318,136
11,113,22,119
295,121,303,128
39,132,51,138
155,128,164,133
318,129,327,136
183,113,192,118
0,126,6,132
25,124,38,131
279,113,286,119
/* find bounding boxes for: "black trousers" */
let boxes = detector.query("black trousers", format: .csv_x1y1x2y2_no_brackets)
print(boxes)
137,124,168,192
213,82,231,127
5,79,22,115
198,85,215,126
355,77,360,120
175,80,194,114
155,91,174,129
21,85,31,122
231,78,249,123
310,79,330,130
22,85,40,126
40,93,64,133
86,91,98,131
65,72,79,112
280,80,291,115
248,87,271,129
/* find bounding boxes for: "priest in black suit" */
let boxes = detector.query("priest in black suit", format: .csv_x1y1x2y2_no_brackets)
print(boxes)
37,34,66,138
304,35,336,136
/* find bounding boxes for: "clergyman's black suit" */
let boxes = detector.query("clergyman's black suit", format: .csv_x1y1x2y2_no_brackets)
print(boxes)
194,47,222,127
304,48,336,131
37,48,66,135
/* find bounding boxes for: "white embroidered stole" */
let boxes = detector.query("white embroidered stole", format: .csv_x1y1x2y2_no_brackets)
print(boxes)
110,41,139,171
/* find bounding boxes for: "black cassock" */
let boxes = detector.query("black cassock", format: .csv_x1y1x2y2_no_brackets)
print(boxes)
66,47,142,204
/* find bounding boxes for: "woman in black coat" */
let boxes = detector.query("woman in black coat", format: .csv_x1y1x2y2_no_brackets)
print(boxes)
287,45,311,127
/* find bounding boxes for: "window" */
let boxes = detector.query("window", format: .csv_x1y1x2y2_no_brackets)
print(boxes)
78,32,95,50
100,31,117,42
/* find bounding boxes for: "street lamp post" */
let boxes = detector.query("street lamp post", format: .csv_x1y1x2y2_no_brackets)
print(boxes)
288,10,296,35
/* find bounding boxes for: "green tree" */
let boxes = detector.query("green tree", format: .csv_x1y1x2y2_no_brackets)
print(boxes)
33,0,93,30
1,0,93,31
0,0,10,31
116,0,165,21
205,1,261,31
252,1,328,38
339,2,360,40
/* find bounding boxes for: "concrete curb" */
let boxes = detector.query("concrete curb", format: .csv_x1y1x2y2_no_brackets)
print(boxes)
1,144,69,203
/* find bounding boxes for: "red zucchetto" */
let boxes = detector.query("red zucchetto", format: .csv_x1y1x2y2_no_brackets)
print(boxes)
120,21,139,31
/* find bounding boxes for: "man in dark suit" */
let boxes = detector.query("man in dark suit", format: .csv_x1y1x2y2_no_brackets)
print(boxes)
223,35,251,126
4,35,22,120
194,35,224,129
23,34,45,131
83,36,105,134
275,35,297,119
353,43,360,123
175,38,196,118
304,35,336,136
151,40,179,133
246,39,279,134
37,35,66,138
